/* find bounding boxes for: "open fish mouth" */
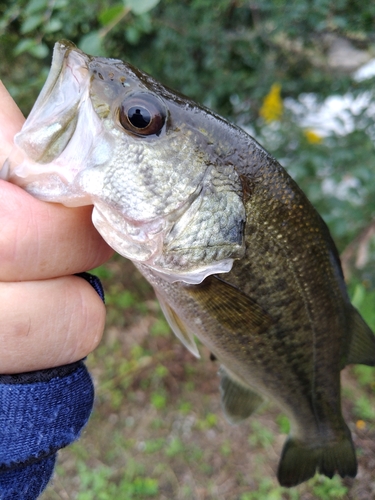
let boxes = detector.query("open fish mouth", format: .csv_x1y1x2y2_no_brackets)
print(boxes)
8,42,105,204
15,41,90,164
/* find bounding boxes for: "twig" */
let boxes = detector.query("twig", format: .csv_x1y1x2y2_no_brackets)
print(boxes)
99,7,131,39
341,219,375,279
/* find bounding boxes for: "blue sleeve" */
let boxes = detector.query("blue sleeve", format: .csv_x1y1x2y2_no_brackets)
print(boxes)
0,361,94,499
0,272,104,499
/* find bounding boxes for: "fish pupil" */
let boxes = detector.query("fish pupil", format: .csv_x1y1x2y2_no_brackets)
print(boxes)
128,106,151,129
119,92,167,136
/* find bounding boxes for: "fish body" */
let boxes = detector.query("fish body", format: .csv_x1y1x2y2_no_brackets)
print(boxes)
6,41,375,487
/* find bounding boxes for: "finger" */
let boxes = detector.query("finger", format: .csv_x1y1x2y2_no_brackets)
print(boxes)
0,180,114,281
0,275,106,374
0,81,25,168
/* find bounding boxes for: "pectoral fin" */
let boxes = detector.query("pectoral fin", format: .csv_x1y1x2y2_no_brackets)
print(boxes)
345,306,375,367
156,293,200,358
219,366,264,424
186,275,273,336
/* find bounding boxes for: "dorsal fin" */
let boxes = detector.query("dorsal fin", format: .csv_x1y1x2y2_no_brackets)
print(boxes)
219,366,264,424
156,293,200,358
345,306,375,367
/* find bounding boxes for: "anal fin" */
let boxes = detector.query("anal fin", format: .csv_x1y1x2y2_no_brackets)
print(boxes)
219,366,264,424
346,306,375,367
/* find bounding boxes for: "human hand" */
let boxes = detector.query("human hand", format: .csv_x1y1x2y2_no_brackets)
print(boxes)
0,81,114,374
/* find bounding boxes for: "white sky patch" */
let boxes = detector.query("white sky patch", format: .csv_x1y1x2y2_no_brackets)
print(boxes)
353,58,375,82
284,91,375,136
282,58,375,137
321,176,365,205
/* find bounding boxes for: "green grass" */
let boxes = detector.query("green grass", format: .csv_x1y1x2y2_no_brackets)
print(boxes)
310,475,348,499
75,461,159,499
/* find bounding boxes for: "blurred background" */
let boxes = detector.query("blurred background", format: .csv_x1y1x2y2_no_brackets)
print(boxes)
1,0,375,498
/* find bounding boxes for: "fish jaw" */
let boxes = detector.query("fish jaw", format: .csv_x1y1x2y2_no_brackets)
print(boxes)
93,195,237,284
8,41,104,206
91,176,244,283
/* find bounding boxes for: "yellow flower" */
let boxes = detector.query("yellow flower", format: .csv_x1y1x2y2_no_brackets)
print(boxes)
356,419,366,430
304,129,323,144
259,83,283,123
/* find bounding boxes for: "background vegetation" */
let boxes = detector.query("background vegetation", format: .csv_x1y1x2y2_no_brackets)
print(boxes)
1,0,375,498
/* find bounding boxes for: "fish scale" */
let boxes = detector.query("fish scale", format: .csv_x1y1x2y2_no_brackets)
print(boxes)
237,168,348,434
4,40,375,487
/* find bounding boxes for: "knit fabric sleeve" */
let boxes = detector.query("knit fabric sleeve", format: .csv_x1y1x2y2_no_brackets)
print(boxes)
0,361,94,499
0,273,104,499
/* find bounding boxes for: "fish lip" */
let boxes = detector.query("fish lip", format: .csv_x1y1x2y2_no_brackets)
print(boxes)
29,41,85,121
14,41,91,163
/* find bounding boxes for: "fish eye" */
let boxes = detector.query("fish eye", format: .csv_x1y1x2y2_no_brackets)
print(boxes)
119,93,167,136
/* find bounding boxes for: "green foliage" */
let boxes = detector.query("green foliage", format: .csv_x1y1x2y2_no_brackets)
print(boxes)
150,392,167,410
354,395,375,421
240,478,298,500
196,412,218,430
0,0,373,113
310,475,348,499
91,264,116,281
164,437,184,457
142,437,165,453
353,365,375,388
249,420,275,448
106,289,136,309
178,400,192,414
150,316,170,336
220,440,231,457
276,414,291,434
76,461,159,499
351,282,375,330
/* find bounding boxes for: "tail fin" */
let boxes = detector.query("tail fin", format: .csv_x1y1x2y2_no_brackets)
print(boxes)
277,429,357,487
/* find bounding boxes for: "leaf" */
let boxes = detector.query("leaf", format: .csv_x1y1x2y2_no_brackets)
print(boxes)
20,13,44,34
54,0,68,9
78,31,106,57
13,38,35,56
28,42,49,59
125,0,160,15
14,39,49,59
24,0,48,15
44,18,63,33
125,25,141,45
352,283,366,308
99,4,124,26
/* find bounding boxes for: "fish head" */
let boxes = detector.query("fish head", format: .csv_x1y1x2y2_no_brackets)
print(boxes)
8,41,246,283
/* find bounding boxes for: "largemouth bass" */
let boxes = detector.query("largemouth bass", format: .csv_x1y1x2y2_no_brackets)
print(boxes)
4,41,375,487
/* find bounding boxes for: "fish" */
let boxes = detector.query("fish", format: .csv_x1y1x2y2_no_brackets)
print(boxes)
4,40,375,487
